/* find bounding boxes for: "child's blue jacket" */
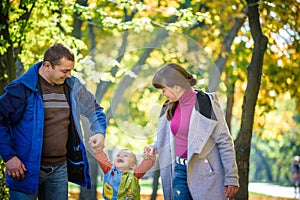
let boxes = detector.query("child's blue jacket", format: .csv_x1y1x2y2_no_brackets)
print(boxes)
0,62,106,194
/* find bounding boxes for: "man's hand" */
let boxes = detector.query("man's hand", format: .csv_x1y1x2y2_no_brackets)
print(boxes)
5,156,27,180
89,134,105,153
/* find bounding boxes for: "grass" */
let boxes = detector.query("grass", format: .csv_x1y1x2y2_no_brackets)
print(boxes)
68,178,162,194
69,180,294,200
249,193,294,200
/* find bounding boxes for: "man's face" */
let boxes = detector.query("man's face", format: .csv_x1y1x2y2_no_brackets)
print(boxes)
45,57,74,85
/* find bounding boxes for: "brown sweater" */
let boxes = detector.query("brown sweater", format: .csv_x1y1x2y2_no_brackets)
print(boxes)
39,76,70,166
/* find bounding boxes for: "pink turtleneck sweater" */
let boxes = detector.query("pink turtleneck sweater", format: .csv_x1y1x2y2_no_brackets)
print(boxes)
170,89,196,158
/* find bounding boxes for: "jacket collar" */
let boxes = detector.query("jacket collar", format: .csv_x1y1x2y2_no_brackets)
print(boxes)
20,62,42,92
20,61,74,91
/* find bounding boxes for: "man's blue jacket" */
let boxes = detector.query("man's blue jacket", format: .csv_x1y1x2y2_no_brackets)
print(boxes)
0,62,106,194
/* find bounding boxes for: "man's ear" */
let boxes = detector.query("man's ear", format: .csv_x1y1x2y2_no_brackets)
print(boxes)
43,61,52,70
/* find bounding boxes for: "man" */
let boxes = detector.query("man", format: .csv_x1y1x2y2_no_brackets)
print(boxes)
0,43,107,200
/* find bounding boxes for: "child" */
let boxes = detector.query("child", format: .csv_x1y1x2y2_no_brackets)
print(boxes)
94,148,156,200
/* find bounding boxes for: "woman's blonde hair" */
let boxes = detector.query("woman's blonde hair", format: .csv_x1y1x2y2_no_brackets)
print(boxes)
152,63,197,120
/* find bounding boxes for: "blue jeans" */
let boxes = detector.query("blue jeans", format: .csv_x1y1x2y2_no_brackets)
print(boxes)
10,162,68,200
173,163,193,200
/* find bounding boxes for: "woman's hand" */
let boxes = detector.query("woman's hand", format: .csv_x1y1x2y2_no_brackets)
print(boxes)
224,185,239,198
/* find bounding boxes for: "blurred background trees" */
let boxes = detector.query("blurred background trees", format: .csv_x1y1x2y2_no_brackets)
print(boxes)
0,0,299,199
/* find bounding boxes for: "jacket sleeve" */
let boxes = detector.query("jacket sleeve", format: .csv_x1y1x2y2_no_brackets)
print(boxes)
75,79,107,136
210,93,239,187
0,82,29,162
94,151,113,174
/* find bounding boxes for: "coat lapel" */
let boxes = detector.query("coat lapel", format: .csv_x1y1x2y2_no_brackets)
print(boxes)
187,108,217,160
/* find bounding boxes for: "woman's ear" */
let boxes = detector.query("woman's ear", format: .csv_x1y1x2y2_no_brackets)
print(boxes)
174,85,184,95
173,85,180,93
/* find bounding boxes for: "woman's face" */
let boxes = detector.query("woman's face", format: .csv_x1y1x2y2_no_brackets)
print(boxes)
161,86,180,102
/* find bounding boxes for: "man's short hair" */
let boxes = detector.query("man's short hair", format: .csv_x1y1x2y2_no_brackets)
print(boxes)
43,43,74,66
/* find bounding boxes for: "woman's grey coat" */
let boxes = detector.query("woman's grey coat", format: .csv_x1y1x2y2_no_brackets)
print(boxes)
153,91,239,200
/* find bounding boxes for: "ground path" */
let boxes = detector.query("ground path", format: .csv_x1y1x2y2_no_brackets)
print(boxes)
68,182,298,199
249,182,297,199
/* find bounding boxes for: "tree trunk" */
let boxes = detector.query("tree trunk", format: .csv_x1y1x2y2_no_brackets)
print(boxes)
233,0,268,199
88,20,96,61
252,143,273,182
0,0,35,92
225,78,235,131
150,161,160,200
72,0,87,39
0,2,15,92
207,8,247,92
70,1,100,199
105,29,169,122
95,30,129,101
79,117,100,200
95,3,138,102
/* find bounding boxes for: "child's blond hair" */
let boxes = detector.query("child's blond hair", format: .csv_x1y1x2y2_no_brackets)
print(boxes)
119,149,137,165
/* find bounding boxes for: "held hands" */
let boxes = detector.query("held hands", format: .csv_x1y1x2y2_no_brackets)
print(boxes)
5,156,27,180
142,146,156,160
89,134,105,153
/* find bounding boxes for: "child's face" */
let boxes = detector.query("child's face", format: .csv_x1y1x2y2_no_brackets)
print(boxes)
114,150,136,171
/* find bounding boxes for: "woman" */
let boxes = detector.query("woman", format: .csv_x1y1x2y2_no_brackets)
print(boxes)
148,63,239,199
